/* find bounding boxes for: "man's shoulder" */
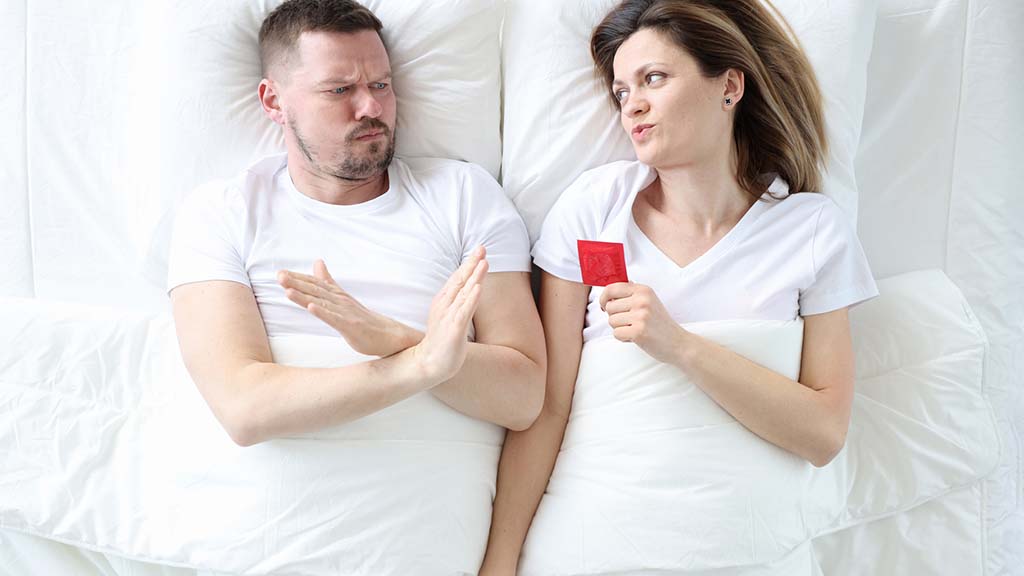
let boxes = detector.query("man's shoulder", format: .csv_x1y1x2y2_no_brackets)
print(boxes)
182,154,286,210
397,156,496,188
395,156,508,210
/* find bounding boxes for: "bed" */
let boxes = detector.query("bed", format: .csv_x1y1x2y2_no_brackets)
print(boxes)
1,0,1020,574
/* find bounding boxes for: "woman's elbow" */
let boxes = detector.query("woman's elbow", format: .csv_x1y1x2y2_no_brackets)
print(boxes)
809,427,848,468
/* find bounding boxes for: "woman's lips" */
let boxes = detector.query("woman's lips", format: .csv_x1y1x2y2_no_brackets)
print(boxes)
632,124,655,140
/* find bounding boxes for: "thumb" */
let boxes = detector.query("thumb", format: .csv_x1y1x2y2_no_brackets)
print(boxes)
314,259,336,285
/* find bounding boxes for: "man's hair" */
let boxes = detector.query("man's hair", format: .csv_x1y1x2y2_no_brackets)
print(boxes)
258,0,384,78
591,0,828,196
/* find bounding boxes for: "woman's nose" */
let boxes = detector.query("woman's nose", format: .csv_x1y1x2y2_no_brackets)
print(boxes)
625,94,648,117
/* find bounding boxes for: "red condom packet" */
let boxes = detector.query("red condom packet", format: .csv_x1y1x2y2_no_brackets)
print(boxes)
577,240,629,286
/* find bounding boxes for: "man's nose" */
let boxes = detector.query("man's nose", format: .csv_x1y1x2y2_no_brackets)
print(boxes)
354,86,383,120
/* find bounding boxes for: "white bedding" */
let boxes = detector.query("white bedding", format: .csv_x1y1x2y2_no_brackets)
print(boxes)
519,270,997,575
520,320,831,575
0,269,1000,575
0,310,501,575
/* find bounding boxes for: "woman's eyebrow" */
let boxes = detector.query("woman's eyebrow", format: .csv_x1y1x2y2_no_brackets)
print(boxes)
612,62,670,85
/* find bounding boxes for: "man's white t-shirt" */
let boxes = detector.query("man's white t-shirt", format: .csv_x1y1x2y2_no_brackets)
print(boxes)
532,161,879,343
167,154,531,338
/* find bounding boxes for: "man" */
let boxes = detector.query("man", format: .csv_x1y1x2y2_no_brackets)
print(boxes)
168,0,544,448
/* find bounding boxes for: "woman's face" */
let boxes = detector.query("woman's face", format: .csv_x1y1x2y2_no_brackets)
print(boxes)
611,28,735,170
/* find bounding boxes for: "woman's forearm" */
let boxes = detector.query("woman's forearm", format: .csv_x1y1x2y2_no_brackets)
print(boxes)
672,323,852,467
480,272,588,574
480,407,571,573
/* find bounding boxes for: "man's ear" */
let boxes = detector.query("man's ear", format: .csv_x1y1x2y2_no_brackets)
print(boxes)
259,79,286,126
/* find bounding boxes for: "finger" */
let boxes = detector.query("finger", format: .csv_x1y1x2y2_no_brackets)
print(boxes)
453,283,483,327
613,326,633,342
307,300,344,326
607,311,632,329
439,249,487,307
284,287,321,311
599,282,632,310
281,274,335,301
603,296,631,316
313,259,337,285
448,259,488,318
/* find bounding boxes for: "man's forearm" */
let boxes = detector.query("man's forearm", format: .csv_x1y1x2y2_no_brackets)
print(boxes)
430,341,545,431
220,346,436,446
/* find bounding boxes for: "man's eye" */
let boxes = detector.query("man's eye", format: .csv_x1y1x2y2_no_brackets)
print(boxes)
373,82,389,89
331,87,348,95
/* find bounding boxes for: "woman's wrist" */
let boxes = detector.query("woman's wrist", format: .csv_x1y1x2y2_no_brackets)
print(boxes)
672,327,700,370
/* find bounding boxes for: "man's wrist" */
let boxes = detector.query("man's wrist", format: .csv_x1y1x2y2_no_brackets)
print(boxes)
396,322,424,352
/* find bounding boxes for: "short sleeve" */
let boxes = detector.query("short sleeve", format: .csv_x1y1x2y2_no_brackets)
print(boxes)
459,163,531,273
799,200,879,315
166,180,251,294
530,173,602,284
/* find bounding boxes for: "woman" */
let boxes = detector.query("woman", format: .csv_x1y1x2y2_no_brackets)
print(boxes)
481,0,878,574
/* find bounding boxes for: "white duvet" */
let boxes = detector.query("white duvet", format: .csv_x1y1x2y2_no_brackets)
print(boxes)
0,313,502,575
0,270,1000,576
520,320,840,576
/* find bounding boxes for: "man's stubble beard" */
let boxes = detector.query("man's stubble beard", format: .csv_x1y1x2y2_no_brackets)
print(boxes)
290,117,396,182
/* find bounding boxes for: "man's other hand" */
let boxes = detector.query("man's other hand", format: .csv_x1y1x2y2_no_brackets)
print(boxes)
278,261,421,357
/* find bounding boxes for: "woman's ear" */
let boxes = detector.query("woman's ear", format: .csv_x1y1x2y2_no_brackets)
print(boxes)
722,69,745,109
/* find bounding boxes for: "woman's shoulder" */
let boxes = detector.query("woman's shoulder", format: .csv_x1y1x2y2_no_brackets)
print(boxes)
556,159,651,213
764,191,850,223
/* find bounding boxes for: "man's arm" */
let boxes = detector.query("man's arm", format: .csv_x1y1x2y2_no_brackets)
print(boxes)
430,271,546,431
171,252,487,446
278,259,546,431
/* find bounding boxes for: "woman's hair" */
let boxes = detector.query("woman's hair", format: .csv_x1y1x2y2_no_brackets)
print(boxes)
591,0,827,196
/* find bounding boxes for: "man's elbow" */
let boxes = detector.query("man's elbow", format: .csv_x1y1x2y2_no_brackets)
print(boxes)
506,362,546,431
215,397,267,447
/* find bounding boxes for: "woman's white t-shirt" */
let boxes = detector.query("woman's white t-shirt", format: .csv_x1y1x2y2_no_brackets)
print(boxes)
532,161,879,343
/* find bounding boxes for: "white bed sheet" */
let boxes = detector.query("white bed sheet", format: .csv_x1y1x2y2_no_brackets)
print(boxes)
854,1,1024,572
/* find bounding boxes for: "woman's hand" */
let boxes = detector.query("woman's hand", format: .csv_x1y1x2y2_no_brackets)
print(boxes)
412,246,489,384
599,281,689,364
278,261,422,357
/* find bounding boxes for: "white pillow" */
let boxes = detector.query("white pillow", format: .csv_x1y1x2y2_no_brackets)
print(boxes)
501,0,879,243
134,0,504,289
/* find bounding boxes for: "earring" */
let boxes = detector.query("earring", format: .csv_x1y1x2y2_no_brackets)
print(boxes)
724,97,733,106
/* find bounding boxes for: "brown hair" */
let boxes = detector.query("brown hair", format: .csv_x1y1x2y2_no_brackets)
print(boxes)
591,0,827,196
259,0,384,78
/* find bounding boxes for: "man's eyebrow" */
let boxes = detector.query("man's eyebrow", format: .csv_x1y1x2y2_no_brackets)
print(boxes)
315,72,392,88
611,62,669,86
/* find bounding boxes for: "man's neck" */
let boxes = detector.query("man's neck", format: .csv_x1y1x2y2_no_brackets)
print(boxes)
287,153,389,206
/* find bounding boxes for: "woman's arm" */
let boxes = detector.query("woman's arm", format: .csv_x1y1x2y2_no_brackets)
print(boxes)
479,272,589,575
674,308,854,466
600,282,854,467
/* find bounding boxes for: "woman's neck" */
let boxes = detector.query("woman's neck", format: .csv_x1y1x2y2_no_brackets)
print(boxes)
645,156,754,236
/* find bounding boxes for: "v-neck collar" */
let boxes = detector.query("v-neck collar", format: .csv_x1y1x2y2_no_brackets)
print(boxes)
626,165,787,278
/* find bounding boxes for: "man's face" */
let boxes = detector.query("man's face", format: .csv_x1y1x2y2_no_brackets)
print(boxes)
275,29,397,181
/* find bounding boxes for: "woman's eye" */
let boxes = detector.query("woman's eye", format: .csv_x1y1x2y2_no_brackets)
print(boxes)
646,73,665,84
614,89,628,102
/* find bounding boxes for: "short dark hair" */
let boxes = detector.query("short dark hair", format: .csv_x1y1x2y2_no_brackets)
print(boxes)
258,0,384,78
